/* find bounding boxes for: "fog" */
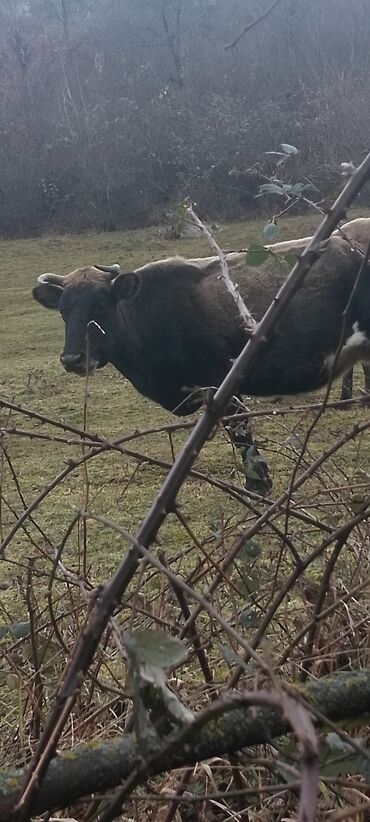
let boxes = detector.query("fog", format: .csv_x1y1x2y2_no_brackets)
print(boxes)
0,0,369,235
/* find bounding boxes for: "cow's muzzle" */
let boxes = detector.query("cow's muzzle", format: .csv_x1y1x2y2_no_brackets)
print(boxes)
60,353,99,375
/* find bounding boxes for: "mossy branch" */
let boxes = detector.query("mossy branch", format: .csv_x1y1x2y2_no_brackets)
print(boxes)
1,668,370,819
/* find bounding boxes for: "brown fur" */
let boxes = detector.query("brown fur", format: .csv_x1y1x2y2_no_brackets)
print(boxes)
62,266,111,286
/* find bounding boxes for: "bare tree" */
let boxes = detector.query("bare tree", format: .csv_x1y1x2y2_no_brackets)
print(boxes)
0,0,370,234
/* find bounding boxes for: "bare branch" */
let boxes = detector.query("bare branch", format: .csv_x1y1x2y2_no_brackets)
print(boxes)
186,203,257,333
225,0,285,50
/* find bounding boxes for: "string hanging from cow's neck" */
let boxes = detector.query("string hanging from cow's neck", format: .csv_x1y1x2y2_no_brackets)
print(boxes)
87,320,106,336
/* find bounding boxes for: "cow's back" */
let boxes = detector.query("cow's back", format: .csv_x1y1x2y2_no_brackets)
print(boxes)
121,238,364,409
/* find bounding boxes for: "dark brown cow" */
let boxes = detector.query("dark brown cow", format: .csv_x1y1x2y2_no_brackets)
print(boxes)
267,217,370,400
32,225,370,413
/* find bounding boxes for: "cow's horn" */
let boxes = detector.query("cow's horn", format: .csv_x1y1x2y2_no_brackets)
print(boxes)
95,264,121,278
37,273,64,286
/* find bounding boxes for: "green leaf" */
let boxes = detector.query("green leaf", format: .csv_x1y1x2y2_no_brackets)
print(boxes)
244,464,261,480
10,621,31,640
239,609,260,627
284,252,297,267
218,643,249,670
172,202,189,236
263,221,279,242
175,202,187,218
320,734,370,781
6,673,19,690
0,621,32,641
238,539,261,562
188,782,204,795
289,183,303,195
158,680,194,727
257,183,285,196
129,629,188,668
237,569,260,596
302,183,320,193
281,143,299,154
326,732,352,752
123,631,193,737
245,244,271,267
245,444,269,475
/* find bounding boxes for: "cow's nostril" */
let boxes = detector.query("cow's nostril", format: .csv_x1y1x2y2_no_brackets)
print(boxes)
60,353,84,370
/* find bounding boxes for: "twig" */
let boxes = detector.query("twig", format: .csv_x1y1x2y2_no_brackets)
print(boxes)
81,511,270,674
300,541,348,680
186,203,256,333
161,769,193,822
278,573,370,666
26,559,44,742
157,550,215,690
225,0,284,49
327,799,370,821
2,391,370,446
226,504,370,689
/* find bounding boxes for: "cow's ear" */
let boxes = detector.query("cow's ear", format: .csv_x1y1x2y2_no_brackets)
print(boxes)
32,283,63,310
111,272,140,302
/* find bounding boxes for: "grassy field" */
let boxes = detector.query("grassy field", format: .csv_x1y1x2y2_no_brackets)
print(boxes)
1,212,370,815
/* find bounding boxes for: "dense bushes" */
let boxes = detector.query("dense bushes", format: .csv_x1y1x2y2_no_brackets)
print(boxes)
0,0,369,236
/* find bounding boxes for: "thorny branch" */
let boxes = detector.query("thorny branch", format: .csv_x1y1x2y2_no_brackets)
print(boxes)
186,203,257,333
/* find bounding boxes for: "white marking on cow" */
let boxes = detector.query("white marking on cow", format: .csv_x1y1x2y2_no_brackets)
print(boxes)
325,324,370,377
88,320,106,336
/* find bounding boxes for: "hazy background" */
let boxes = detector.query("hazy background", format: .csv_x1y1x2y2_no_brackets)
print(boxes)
0,0,369,236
